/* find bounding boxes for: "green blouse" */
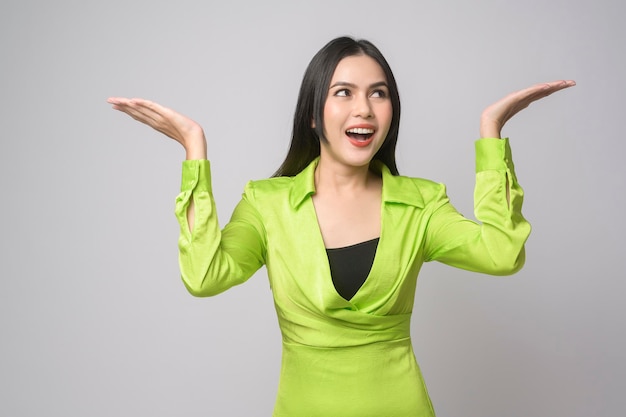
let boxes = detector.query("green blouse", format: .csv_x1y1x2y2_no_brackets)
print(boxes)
174,138,530,417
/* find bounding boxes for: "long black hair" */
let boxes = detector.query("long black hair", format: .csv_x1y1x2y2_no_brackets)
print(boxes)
273,36,401,177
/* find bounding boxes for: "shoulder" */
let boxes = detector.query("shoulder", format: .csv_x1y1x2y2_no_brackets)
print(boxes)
245,176,293,195
408,175,446,199
240,176,297,212
246,159,317,208
382,170,447,208
397,174,443,190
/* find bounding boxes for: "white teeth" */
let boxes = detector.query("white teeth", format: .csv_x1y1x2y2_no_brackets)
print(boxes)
346,128,374,134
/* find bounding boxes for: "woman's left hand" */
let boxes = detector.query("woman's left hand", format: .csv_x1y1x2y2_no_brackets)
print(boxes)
480,80,576,138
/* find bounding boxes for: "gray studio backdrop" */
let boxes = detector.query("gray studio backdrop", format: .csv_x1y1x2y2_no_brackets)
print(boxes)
1,0,624,416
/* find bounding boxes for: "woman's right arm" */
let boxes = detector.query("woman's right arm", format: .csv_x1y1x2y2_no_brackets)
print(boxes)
108,98,266,296
107,97,207,230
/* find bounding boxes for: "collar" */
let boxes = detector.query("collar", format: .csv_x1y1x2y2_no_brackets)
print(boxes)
289,158,318,208
289,158,425,209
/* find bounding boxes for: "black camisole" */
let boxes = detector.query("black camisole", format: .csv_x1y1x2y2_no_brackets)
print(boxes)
326,237,379,300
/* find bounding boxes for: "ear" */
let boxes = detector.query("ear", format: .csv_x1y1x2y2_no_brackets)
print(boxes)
311,118,316,128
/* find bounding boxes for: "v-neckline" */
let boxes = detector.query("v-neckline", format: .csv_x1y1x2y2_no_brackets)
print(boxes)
308,197,385,306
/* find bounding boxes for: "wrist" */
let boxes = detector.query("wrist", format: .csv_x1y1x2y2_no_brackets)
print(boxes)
184,135,207,160
479,121,502,139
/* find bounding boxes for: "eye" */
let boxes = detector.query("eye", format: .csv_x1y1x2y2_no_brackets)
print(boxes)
334,89,351,97
371,89,388,98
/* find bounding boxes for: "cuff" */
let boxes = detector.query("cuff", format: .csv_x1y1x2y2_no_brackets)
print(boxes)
475,138,514,173
180,159,212,193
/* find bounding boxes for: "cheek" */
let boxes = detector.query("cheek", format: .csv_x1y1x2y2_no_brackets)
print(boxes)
378,103,393,130
322,103,343,132
383,103,393,122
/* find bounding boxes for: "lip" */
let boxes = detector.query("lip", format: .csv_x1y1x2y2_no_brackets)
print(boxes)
347,136,375,147
345,123,376,147
346,123,376,131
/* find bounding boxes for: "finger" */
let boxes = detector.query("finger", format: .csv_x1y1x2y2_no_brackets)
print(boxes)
121,104,162,126
128,98,167,114
116,98,169,120
107,96,129,104
543,80,576,96
108,97,163,114
501,80,575,113
127,99,181,128
109,99,166,130
521,80,576,99
107,97,129,111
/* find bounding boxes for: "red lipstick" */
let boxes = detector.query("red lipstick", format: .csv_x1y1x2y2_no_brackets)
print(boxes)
345,124,376,147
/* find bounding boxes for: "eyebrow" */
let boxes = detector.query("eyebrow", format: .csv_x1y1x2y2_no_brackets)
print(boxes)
329,81,389,89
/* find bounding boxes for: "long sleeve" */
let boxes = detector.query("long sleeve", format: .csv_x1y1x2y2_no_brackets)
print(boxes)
175,160,266,296
423,138,531,275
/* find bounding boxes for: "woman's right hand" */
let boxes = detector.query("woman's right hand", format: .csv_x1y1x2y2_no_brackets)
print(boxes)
107,97,207,160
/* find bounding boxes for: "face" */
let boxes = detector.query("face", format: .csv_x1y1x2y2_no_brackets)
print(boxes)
318,54,393,171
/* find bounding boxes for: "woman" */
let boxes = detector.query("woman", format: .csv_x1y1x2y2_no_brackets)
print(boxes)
108,37,574,416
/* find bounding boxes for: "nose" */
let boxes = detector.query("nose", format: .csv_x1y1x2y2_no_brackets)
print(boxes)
353,93,373,119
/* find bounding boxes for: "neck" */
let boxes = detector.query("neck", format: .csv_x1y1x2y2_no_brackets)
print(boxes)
314,157,377,195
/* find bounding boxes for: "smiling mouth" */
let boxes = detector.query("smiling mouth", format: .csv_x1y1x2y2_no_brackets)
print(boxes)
346,127,375,141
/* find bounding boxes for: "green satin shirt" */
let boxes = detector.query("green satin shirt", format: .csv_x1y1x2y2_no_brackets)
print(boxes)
175,138,530,417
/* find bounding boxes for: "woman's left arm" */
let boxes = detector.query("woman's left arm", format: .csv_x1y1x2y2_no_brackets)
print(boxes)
425,137,529,275
424,80,575,274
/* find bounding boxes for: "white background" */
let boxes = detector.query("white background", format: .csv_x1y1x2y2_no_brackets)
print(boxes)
1,0,624,416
